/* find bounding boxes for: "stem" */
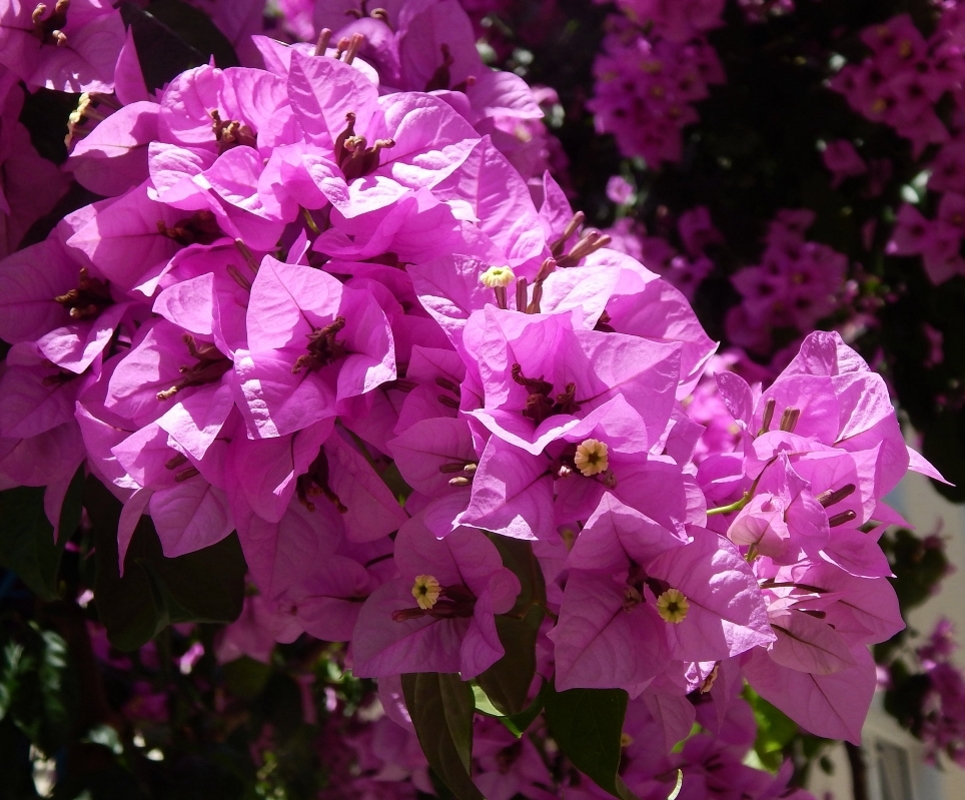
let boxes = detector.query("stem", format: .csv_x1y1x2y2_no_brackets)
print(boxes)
706,492,751,516
301,206,320,235
705,455,777,517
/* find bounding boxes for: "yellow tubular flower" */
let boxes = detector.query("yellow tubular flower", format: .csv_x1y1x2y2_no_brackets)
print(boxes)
656,588,690,624
480,265,515,288
574,438,609,476
412,575,442,610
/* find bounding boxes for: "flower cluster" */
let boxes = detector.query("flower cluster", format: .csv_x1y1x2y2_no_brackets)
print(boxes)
589,12,725,166
0,0,949,796
725,210,850,359
610,0,724,43
702,330,948,743
912,618,965,767
828,10,965,285
830,13,960,158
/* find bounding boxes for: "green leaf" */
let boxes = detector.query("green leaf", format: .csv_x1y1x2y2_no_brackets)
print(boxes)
0,642,25,719
920,408,965,504
544,684,640,800
472,683,504,718
379,461,414,504
84,724,124,755
0,624,75,753
0,487,63,602
86,476,246,650
746,687,799,772
476,606,545,716
58,466,87,543
256,672,307,740
135,534,247,626
504,679,549,736
477,537,546,715
119,0,240,93
402,673,484,800
473,678,549,737
222,657,273,701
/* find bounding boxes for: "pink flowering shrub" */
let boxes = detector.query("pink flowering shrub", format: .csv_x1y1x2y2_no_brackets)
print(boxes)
0,1,958,799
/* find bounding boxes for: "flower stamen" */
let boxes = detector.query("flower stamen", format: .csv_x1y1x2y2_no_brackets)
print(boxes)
574,438,609,477
412,574,442,610
656,588,690,623
480,265,515,309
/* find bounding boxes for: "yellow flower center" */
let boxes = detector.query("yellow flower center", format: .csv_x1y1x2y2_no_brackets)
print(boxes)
480,266,515,288
656,588,690,624
574,439,609,477
412,575,442,610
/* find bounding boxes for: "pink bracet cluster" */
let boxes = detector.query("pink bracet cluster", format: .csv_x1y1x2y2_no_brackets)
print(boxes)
610,0,725,43
830,13,960,158
0,0,944,795
916,618,965,767
829,10,965,285
880,11,965,283
589,13,725,166
725,210,849,358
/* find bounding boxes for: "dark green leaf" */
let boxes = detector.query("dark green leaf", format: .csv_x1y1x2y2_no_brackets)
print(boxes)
120,0,240,93
544,684,639,800
921,408,965,503
882,528,952,612
380,461,414,504
0,486,65,601
503,678,549,736
135,534,247,626
1,624,75,754
257,672,308,741
402,673,483,800
478,537,546,715
86,475,246,650
488,536,546,616
222,656,273,702
58,466,86,544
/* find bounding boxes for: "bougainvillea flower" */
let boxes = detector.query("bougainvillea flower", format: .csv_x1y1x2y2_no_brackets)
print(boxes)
351,514,520,678
0,0,125,93
234,255,395,438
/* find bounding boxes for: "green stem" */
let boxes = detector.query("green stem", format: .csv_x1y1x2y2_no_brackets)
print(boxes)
705,456,776,517
301,206,320,235
706,492,751,516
